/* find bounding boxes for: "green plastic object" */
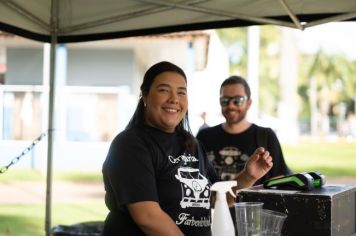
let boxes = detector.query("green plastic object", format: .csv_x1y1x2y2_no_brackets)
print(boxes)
263,172,325,191
308,171,326,187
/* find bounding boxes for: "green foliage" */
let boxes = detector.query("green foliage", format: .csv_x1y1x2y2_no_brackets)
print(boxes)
298,49,356,120
297,84,310,118
216,27,247,47
217,26,356,123
217,26,283,116
216,27,248,76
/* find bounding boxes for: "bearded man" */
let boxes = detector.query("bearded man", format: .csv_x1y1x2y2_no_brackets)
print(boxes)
196,76,291,185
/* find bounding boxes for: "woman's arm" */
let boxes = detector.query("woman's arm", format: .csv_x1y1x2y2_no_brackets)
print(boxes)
128,201,184,236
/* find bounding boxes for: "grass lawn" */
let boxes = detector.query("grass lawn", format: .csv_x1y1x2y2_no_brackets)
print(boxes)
282,139,356,176
0,171,106,236
0,202,108,236
0,139,355,235
0,169,103,183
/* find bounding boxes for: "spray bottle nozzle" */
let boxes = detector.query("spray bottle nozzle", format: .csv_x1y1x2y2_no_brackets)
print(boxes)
211,180,237,198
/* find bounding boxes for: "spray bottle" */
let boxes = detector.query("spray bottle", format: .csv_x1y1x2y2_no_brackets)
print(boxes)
211,180,237,236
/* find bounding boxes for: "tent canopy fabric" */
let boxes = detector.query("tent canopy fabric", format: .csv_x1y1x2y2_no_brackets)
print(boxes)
1,0,356,43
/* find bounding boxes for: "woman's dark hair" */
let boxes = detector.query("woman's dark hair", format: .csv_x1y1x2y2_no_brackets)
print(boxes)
220,75,251,99
126,61,196,152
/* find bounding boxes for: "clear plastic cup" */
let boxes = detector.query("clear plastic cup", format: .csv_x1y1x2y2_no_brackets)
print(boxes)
260,209,287,236
234,202,264,236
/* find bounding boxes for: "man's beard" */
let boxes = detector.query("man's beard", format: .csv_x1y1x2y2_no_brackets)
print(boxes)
224,108,247,125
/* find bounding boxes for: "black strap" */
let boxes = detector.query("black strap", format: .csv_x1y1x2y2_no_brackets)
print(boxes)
197,142,207,176
256,127,269,148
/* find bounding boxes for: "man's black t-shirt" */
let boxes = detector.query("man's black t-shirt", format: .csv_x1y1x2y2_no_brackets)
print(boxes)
196,124,291,185
102,124,219,235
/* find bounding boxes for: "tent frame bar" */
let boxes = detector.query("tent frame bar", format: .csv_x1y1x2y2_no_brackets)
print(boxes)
306,12,356,28
60,0,298,34
60,5,171,34
279,0,304,30
137,0,297,28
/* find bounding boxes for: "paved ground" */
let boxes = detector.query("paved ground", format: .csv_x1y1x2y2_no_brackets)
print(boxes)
1,177,356,204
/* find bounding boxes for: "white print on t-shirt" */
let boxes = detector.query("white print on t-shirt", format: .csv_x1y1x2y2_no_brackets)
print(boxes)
176,213,211,227
217,146,249,181
169,153,211,228
175,166,210,209
168,154,198,164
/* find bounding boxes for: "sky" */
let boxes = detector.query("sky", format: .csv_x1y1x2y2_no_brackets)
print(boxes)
296,22,356,60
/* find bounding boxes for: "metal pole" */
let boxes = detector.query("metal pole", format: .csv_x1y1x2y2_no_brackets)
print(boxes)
247,26,260,122
45,0,58,235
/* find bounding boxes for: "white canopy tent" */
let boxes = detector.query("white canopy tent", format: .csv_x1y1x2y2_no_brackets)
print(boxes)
1,0,356,235
1,0,356,42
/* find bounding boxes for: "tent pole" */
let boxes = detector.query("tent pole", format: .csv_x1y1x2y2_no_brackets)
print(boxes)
44,41,55,236
45,1,58,235
279,0,304,30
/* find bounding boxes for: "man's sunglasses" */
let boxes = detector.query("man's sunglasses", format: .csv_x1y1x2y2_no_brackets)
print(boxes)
220,96,248,106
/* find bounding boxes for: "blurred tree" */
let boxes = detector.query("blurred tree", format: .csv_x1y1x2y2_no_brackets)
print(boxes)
217,26,281,116
216,26,356,137
299,49,356,136
216,28,248,76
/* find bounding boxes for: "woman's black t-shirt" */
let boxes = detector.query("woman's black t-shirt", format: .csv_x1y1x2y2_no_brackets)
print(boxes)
102,124,218,235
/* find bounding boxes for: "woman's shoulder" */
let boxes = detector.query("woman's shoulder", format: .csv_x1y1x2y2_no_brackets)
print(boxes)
111,125,146,144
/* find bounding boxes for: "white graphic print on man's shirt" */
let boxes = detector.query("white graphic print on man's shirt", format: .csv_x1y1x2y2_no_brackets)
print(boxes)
214,146,249,180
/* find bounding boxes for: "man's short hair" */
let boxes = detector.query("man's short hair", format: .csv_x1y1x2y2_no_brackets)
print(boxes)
220,75,251,99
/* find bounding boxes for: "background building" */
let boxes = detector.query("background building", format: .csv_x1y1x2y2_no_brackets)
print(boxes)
0,30,229,171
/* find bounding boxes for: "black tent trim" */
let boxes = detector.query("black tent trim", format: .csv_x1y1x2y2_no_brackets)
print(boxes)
2,13,355,43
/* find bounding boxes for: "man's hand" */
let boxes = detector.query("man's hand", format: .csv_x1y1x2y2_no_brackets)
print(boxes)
245,147,273,180
235,147,273,189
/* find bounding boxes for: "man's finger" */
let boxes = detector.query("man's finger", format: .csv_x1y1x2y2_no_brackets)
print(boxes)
250,147,265,161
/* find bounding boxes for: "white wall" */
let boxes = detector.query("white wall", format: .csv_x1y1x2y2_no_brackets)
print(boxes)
189,31,229,135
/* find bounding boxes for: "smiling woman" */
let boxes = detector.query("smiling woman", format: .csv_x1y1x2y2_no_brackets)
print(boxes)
101,61,274,236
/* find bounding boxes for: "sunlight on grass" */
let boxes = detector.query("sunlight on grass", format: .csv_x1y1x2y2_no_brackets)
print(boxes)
283,140,356,177
0,169,45,183
0,169,103,183
54,171,103,182
52,202,108,224
0,202,108,236
0,205,44,236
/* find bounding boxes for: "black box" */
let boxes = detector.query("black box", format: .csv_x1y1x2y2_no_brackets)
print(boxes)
237,184,356,236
